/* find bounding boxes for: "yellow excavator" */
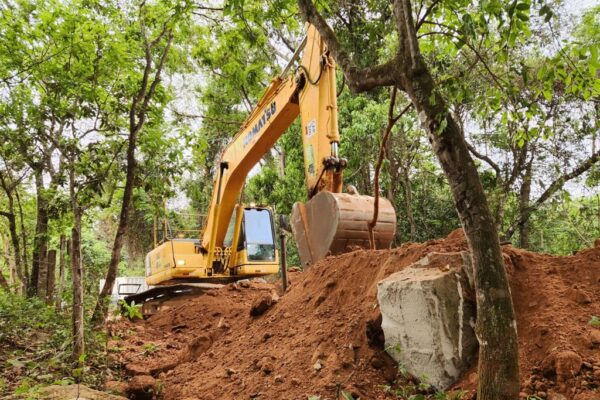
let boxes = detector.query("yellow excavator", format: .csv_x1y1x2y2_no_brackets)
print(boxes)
126,25,396,313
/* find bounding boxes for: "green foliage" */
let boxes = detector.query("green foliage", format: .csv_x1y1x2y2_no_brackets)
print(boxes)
246,123,307,216
142,342,160,356
0,291,107,397
0,291,62,351
589,316,600,328
81,228,112,284
119,300,143,321
435,391,468,400
386,342,403,356
526,195,600,255
184,0,300,214
380,381,467,400
340,390,355,400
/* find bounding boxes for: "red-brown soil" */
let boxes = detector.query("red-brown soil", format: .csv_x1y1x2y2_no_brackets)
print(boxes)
110,230,600,400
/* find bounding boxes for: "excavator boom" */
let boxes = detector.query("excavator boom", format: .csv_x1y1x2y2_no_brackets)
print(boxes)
199,24,396,268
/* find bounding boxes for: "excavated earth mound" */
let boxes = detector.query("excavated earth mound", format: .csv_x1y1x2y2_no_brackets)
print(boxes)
110,229,600,400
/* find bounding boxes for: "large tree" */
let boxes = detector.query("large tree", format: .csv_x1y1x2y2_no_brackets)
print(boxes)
297,0,520,397
93,0,196,323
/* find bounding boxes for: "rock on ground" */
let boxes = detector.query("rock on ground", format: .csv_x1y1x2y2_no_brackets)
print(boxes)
126,375,156,400
542,350,583,383
180,334,213,362
125,362,150,376
250,293,273,316
38,384,127,400
104,380,128,396
377,251,477,390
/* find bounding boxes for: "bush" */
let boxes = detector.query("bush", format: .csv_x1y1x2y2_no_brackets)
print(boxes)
0,291,109,398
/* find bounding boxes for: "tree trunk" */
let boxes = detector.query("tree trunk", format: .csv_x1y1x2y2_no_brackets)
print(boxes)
385,126,402,244
400,171,416,241
396,123,417,242
46,249,56,305
503,147,600,240
594,103,598,155
0,175,25,290
0,267,8,290
55,236,67,311
278,148,286,177
15,187,29,287
403,70,519,400
93,29,174,323
30,170,49,298
8,247,16,286
420,110,521,399
494,190,508,229
518,160,533,249
71,209,85,360
359,163,371,195
296,1,520,397
93,126,139,323
0,233,10,290
1,233,16,287
0,216,21,287
390,3,519,395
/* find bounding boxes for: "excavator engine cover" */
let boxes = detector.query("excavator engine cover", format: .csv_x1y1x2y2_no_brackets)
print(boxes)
291,192,396,267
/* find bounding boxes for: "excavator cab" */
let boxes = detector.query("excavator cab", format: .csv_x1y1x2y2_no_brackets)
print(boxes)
224,205,279,276
240,208,277,262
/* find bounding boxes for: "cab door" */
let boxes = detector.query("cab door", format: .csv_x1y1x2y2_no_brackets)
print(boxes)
233,207,279,276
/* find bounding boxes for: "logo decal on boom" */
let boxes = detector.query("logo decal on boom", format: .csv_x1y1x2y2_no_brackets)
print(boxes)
243,102,277,147
306,119,317,138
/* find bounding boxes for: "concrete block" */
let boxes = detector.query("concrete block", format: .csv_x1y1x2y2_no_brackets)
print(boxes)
377,252,477,390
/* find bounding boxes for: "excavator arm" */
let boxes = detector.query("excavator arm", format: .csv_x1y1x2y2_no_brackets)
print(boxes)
200,25,396,268
200,75,300,253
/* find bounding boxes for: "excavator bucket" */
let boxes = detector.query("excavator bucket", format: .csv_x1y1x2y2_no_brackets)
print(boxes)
291,192,396,267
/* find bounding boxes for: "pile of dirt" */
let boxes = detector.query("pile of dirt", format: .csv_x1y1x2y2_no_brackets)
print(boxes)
506,244,600,399
110,229,600,399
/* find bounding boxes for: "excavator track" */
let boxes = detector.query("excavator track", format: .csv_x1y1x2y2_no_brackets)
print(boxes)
124,283,224,317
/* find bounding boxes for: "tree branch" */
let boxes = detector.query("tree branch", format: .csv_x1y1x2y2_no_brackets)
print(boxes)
195,5,223,11
0,210,13,218
466,141,502,178
131,6,153,132
369,87,412,247
170,109,243,126
416,0,442,31
138,33,173,124
297,0,398,93
503,149,600,239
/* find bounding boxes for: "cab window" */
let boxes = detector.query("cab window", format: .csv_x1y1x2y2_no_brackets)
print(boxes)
223,209,237,247
243,208,275,261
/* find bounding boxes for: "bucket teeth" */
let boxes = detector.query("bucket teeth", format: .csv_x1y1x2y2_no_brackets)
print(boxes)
291,192,396,267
